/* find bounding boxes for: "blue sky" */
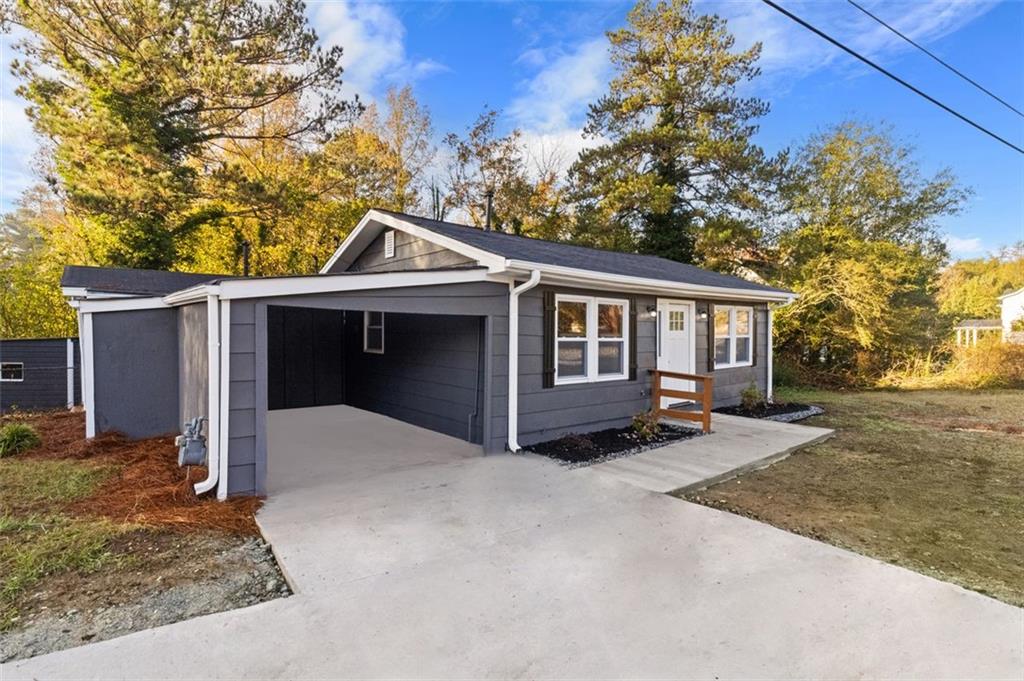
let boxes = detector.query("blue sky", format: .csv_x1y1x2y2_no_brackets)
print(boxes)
2,0,1022,258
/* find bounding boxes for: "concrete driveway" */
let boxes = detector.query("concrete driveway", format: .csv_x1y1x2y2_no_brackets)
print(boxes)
5,408,1022,679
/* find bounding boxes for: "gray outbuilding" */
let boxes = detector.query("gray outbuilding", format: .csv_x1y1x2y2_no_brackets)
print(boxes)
63,209,794,498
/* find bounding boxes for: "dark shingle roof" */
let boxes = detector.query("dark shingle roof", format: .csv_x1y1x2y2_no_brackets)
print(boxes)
62,265,227,296
377,209,790,295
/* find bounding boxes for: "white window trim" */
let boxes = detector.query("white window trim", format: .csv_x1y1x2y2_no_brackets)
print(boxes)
363,310,385,354
384,230,396,259
713,305,754,369
1,361,24,382
554,294,629,385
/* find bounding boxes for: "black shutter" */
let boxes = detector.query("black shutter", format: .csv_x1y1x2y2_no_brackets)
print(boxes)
542,290,556,388
628,297,638,381
706,303,716,372
752,307,758,366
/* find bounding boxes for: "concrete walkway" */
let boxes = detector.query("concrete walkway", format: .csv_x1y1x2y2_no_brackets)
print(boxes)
4,408,1021,679
584,413,833,493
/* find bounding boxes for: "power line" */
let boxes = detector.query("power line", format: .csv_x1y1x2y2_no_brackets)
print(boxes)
759,0,1024,155
847,0,1024,118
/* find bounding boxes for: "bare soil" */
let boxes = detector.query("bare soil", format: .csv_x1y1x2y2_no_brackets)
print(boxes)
0,409,288,662
678,388,1024,606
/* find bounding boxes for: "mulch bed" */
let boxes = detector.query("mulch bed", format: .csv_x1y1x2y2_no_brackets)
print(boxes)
714,402,823,422
2,409,261,534
527,424,702,468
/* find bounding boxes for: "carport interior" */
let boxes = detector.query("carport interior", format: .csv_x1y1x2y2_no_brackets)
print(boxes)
266,305,486,445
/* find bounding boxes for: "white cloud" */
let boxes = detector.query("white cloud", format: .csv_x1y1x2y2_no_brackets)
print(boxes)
1,33,41,212
701,0,999,87
508,38,609,134
945,233,985,256
310,1,447,103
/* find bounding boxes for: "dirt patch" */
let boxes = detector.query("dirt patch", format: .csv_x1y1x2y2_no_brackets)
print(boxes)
1,530,288,662
528,424,701,466
678,388,1024,607
1,409,288,661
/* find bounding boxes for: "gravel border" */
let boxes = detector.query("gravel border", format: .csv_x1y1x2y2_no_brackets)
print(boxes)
529,427,706,470
762,405,825,423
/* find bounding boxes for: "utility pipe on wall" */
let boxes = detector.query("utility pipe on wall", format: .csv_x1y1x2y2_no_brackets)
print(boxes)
507,270,541,452
194,294,221,495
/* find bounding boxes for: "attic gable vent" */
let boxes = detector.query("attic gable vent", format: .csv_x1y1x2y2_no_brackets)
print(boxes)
384,230,396,259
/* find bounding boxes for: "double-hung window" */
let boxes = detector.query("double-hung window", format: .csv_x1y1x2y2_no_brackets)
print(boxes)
1,362,24,382
713,306,753,368
363,311,384,353
555,295,628,384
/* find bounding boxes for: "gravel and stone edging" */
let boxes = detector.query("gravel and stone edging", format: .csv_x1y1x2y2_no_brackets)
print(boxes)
762,405,825,423
0,533,290,663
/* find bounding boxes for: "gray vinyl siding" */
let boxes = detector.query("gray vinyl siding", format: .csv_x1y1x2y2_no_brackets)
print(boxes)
516,289,769,446
92,309,179,438
0,338,80,413
227,281,509,496
177,303,208,428
516,286,656,446
344,312,485,443
694,301,769,408
340,229,476,273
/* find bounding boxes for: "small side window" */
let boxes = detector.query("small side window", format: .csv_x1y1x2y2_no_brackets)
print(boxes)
364,311,384,353
1,362,24,382
384,230,396,259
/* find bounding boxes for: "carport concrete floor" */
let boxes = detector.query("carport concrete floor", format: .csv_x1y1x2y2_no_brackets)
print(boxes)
4,408,1022,680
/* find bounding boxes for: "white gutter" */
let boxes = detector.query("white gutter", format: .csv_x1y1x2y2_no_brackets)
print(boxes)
194,294,221,496
505,260,796,304
507,270,542,452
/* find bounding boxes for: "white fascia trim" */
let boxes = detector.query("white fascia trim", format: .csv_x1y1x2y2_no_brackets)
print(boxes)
61,287,142,300
76,296,171,313
319,209,508,274
998,287,1024,300
506,260,796,303
211,268,505,301
162,284,220,305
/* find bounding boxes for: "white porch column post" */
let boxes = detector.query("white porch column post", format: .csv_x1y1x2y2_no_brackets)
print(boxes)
766,306,774,402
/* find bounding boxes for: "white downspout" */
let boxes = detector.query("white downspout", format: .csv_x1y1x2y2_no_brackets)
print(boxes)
766,305,774,403
216,299,231,500
194,294,221,495
507,270,541,452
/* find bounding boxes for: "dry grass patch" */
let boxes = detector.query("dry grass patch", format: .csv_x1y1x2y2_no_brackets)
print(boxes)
677,388,1024,606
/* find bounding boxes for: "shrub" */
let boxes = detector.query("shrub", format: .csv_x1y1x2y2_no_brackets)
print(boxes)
561,433,596,452
0,423,42,458
740,382,767,411
879,338,1024,389
1012,317,1024,333
631,411,661,442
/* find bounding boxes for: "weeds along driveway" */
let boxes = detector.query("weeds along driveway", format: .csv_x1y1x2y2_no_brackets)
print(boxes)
5,447,1023,679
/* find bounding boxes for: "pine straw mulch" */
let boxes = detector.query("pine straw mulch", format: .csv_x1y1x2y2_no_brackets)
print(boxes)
2,409,261,535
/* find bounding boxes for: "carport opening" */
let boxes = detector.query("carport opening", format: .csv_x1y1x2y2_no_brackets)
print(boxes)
266,305,486,445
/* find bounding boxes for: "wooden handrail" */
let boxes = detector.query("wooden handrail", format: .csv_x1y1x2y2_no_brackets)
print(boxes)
650,369,713,433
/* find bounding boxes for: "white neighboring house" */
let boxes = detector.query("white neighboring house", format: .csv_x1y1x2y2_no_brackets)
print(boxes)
1000,287,1024,344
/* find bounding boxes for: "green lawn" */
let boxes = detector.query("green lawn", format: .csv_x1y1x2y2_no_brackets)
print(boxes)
0,458,124,630
677,388,1024,606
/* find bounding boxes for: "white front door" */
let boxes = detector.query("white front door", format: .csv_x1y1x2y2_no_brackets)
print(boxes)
657,299,696,410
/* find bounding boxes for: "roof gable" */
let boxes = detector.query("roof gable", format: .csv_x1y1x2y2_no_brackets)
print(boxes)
323,209,791,298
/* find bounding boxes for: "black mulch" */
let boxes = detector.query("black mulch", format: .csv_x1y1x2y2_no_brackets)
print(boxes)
527,424,702,467
713,402,813,419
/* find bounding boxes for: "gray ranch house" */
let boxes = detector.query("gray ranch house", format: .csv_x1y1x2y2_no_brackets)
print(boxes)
62,209,795,499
